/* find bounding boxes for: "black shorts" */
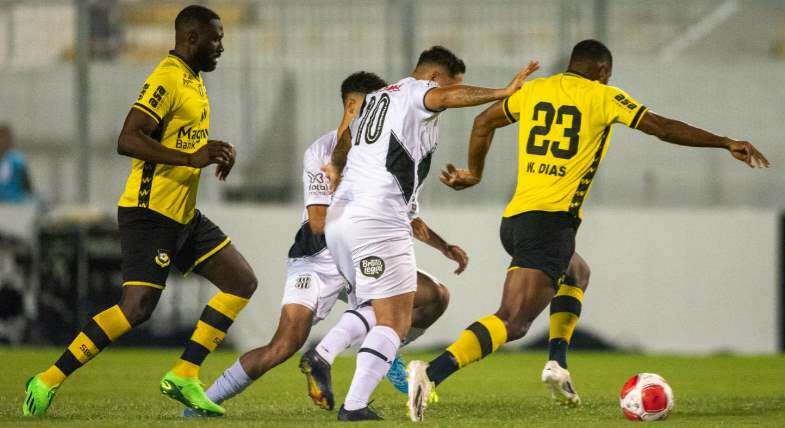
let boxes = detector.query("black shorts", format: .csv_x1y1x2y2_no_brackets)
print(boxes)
499,211,578,286
118,207,230,289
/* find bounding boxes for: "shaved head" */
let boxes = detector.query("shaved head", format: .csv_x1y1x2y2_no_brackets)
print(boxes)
567,39,613,84
175,5,220,38
172,5,223,73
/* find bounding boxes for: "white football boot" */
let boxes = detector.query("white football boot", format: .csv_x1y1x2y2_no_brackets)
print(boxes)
406,360,437,422
541,360,581,405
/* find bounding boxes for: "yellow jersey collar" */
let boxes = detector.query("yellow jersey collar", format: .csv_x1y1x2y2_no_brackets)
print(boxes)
564,70,591,80
167,50,200,78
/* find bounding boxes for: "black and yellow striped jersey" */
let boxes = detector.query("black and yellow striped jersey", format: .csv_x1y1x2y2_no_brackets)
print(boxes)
118,52,210,224
502,72,647,219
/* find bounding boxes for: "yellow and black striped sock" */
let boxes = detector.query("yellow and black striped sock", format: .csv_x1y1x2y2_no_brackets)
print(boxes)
548,277,584,369
39,305,132,387
426,314,508,386
172,292,249,378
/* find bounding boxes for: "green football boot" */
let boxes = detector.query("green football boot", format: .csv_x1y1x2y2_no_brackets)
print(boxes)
159,371,225,417
22,375,59,416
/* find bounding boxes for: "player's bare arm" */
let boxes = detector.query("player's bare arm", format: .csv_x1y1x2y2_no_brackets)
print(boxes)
636,111,769,168
117,109,233,169
323,127,352,192
424,61,539,111
306,204,328,234
411,217,469,274
440,100,512,190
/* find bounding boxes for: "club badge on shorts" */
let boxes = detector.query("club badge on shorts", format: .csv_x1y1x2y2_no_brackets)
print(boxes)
360,256,385,279
295,274,311,289
155,249,171,268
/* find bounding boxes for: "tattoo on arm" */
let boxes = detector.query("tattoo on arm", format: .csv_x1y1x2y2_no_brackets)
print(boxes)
331,128,352,172
432,85,505,110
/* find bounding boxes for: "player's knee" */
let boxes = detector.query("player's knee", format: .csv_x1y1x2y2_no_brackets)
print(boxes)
237,269,258,299
433,283,450,314
118,301,155,326
118,290,158,326
494,309,530,341
571,261,591,291
567,254,591,291
504,319,531,342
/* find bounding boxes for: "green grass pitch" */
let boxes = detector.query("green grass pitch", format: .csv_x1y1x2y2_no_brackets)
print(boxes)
1,347,784,427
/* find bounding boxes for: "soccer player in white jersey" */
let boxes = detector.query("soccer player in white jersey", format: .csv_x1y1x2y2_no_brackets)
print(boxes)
188,72,469,416
323,46,540,421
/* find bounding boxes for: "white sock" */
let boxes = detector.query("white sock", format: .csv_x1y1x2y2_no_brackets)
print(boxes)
402,326,426,346
343,325,400,411
205,359,253,404
316,305,376,365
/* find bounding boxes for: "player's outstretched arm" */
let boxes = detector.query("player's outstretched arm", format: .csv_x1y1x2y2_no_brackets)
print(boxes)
411,217,468,274
636,111,769,168
424,61,539,111
323,128,352,192
117,109,233,169
440,100,513,190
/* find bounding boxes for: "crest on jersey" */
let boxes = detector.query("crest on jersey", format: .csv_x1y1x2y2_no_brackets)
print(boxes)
295,274,311,289
155,249,171,268
360,256,385,279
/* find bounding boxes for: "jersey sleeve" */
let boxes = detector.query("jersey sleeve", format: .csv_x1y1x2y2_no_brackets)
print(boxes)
302,145,332,207
603,86,648,129
132,70,177,124
410,80,442,117
502,87,525,124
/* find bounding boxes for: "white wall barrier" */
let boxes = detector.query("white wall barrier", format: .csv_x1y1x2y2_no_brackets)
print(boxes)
198,205,779,355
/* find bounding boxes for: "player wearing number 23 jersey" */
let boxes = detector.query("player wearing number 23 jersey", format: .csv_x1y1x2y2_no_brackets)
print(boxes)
502,70,646,220
413,40,768,421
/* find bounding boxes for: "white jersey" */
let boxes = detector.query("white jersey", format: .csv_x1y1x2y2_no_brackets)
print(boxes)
333,77,440,233
287,130,338,266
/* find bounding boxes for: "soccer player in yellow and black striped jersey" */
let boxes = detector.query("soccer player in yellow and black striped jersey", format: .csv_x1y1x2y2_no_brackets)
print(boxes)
407,39,769,415
23,5,258,418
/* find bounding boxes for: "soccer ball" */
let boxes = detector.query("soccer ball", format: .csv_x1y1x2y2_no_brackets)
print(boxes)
619,373,674,421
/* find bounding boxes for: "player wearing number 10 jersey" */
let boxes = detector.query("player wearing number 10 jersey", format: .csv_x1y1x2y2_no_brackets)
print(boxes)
408,39,769,418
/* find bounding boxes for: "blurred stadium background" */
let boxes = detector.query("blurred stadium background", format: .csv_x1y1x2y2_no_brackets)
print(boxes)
0,0,783,357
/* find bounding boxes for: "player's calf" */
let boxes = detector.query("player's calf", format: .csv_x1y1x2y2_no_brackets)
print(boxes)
197,304,313,411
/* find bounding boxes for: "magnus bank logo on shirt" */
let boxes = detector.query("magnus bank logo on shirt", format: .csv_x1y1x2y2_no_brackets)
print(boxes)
176,126,209,150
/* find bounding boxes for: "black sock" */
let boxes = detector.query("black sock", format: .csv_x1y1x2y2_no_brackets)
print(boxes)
548,338,569,369
426,351,460,386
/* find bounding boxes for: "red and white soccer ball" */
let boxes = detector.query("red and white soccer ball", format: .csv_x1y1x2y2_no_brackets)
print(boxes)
619,373,674,421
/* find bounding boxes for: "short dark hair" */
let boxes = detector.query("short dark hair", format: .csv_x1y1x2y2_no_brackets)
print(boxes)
570,39,612,66
175,5,220,32
416,46,466,77
340,71,387,103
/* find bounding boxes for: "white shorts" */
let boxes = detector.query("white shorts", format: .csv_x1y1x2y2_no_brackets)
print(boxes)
325,203,417,303
280,257,354,323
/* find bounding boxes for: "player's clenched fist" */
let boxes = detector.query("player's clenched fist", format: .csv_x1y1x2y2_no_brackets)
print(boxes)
188,140,234,168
